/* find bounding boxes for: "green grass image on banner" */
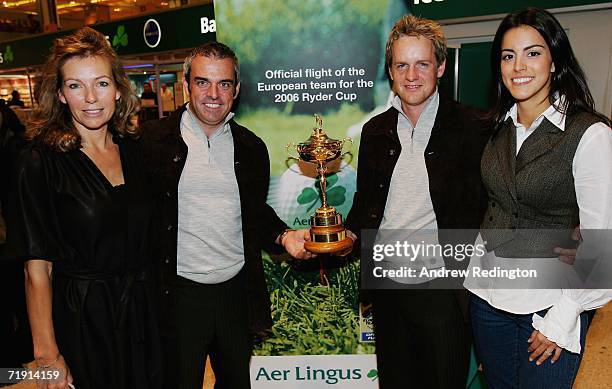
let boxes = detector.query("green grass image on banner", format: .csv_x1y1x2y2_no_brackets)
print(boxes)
254,256,375,356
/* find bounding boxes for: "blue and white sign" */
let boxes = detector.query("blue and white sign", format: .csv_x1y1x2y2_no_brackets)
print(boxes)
143,18,161,48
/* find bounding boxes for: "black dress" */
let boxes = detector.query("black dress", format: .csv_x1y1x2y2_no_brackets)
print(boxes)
5,136,162,389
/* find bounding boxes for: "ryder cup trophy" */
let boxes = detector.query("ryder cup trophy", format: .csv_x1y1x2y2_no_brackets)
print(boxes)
286,114,354,254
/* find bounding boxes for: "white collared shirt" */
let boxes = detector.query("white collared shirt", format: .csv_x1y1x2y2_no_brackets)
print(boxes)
466,101,612,353
507,101,566,152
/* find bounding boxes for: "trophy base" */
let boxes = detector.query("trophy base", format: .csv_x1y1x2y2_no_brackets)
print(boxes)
305,237,353,254
304,211,353,254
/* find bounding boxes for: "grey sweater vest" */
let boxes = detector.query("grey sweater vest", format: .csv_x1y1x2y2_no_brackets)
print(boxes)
480,110,600,257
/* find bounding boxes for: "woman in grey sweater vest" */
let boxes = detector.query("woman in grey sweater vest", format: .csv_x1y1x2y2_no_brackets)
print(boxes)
465,8,612,389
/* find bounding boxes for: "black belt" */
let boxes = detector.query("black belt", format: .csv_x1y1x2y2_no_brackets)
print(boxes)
54,269,149,336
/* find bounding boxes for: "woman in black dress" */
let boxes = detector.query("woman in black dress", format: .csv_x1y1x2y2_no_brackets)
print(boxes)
6,27,161,388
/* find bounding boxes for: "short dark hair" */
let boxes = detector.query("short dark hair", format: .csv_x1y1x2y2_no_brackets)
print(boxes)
183,41,240,86
489,8,609,125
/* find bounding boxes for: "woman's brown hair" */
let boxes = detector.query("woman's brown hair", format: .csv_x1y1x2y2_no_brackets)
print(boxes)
28,27,139,151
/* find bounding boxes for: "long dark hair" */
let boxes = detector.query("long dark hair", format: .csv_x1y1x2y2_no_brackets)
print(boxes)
488,8,609,126
28,27,139,152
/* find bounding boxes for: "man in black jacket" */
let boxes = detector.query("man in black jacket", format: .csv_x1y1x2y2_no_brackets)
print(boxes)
141,42,312,389
345,15,489,388
7,90,25,108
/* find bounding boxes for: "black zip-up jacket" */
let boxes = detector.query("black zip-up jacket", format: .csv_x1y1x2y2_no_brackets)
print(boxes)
345,98,490,302
346,98,489,236
140,105,287,336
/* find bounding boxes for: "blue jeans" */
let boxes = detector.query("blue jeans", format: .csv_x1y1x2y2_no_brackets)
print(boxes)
470,295,588,389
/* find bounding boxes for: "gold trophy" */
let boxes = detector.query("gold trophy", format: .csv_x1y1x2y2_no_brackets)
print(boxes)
286,114,354,254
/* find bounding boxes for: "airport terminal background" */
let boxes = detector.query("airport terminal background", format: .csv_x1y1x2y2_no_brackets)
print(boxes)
0,0,611,388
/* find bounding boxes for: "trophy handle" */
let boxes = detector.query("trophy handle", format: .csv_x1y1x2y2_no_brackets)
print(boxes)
285,142,300,162
340,137,353,164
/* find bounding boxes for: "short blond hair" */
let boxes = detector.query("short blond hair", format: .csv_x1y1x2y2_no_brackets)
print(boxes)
385,15,447,69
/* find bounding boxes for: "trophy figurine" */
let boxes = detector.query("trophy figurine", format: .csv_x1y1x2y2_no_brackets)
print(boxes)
286,114,354,254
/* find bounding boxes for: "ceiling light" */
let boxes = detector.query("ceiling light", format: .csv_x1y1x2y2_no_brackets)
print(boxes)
0,74,29,79
123,64,154,69
57,1,82,8
2,0,36,7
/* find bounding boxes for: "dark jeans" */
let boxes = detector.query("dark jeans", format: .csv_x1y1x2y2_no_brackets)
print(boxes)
174,270,251,389
470,295,588,389
372,288,471,389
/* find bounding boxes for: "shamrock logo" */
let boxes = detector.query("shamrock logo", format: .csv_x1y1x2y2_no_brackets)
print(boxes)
4,46,14,63
367,369,378,381
112,25,128,48
296,173,346,212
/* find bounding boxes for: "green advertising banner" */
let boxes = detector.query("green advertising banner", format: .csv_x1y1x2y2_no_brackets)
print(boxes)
0,3,215,70
411,0,610,20
215,0,392,386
